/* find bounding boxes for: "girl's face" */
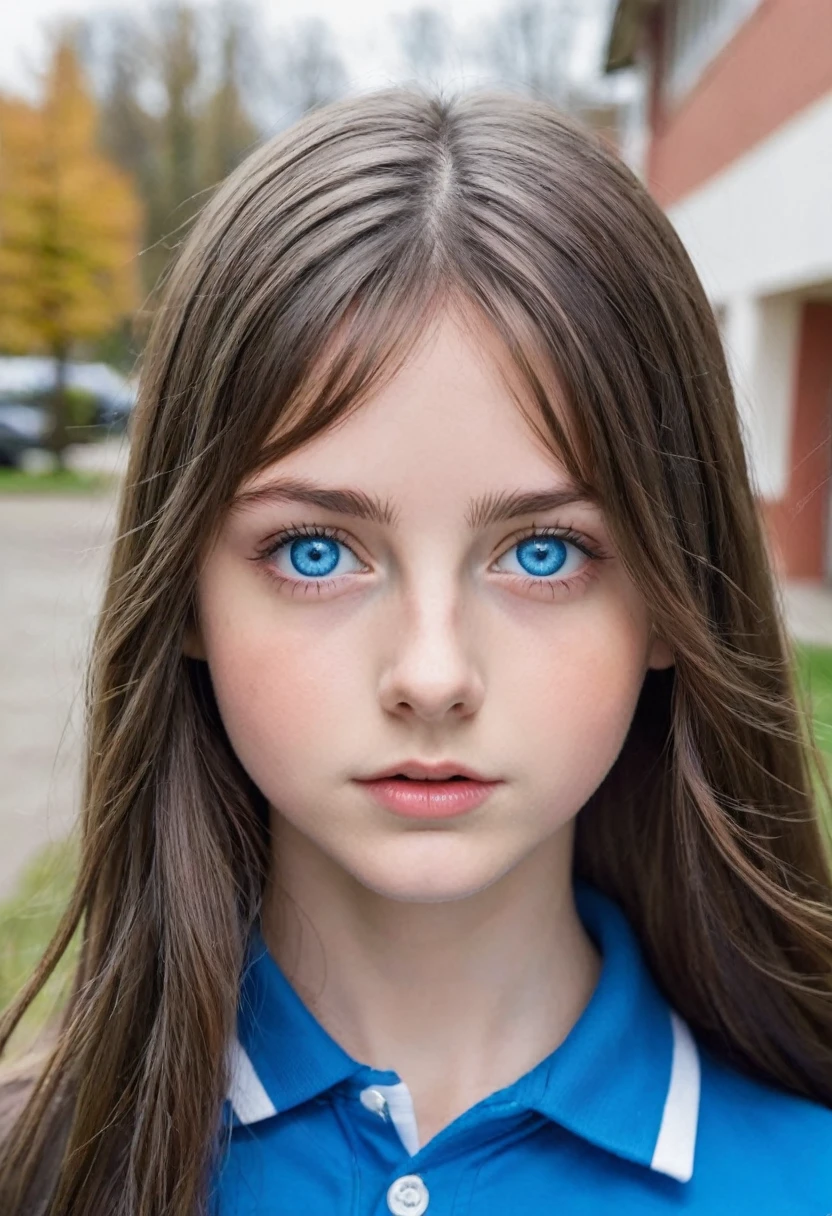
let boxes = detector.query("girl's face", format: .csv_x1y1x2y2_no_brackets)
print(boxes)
189,310,672,903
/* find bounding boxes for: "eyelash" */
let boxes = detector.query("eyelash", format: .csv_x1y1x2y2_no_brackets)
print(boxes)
254,522,609,598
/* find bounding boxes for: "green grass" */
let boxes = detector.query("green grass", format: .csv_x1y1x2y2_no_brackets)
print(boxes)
794,642,832,764
0,841,80,1059
0,645,830,1061
793,644,832,837
0,467,116,495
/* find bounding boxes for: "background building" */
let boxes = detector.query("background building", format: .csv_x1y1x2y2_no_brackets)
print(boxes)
606,0,832,583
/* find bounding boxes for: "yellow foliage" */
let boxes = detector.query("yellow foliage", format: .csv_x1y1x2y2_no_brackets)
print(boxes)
0,38,141,355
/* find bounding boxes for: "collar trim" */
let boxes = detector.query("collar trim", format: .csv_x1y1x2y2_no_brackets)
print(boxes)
650,1011,700,1182
227,1037,278,1125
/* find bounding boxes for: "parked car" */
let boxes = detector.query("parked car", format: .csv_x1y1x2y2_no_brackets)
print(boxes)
0,403,49,468
0,357,136,434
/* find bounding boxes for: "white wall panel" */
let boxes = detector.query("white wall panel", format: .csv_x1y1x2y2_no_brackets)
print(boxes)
667,91,832,303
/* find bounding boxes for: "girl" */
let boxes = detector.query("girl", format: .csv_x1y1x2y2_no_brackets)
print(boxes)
1,88,831,1216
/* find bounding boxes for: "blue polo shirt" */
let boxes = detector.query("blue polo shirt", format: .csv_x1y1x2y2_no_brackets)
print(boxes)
212,885,832,1214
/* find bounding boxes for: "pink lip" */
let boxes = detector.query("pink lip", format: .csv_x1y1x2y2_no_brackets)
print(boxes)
356,777,500,819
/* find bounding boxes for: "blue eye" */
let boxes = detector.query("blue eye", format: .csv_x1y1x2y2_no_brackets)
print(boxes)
262,527,600,593
269,533,364,580
495,534,584,581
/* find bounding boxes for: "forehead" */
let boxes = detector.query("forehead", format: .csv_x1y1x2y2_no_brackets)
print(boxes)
245,309,581,503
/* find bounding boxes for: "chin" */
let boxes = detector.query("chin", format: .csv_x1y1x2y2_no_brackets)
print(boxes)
346,844,514,905
359,877,497,904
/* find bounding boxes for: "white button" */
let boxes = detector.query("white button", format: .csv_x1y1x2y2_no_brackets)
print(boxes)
387,1174,429,1216
359,1087,389,1117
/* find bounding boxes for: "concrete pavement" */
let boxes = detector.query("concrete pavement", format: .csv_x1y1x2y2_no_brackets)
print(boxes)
779,580,832,648
0,488,117,898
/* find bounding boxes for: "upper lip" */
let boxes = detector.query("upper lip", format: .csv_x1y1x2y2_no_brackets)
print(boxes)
359,761,499,782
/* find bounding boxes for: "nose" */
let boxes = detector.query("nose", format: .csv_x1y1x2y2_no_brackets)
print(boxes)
377,585,485,724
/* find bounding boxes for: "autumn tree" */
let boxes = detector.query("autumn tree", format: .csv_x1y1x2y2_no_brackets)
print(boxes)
0,35,140,465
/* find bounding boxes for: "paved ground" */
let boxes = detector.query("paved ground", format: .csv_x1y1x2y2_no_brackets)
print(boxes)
779,581,832,648
1,442,831,898
0,487,118,897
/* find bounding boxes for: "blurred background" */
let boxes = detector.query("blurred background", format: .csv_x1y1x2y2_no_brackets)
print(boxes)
1,0,830,1043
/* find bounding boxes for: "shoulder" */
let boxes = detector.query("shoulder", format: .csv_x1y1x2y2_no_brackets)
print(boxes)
694,1048,832,1205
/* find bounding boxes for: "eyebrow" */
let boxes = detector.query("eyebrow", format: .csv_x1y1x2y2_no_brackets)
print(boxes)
231,477,600,529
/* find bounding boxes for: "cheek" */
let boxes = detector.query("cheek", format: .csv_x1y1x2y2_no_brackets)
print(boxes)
199,580,364,788
498,594,648,776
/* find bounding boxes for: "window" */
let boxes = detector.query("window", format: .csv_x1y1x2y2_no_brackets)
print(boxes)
665,0,762,101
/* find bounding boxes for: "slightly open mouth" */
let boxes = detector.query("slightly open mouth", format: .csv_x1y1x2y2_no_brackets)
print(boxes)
392,774,470,782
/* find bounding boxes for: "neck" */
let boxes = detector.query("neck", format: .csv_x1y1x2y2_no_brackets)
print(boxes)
262,818,600,1145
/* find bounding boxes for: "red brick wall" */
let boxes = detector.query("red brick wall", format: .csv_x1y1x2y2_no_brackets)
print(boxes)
646,0,832,206
762,303,832,580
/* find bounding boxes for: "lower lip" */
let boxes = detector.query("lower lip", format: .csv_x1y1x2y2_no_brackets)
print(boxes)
357,778,500,819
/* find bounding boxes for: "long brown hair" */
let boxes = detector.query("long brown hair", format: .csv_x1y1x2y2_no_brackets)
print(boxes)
2,87,831,1215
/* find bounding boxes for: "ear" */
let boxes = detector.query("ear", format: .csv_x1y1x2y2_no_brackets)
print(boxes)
647,630,674,671
183,613,207,661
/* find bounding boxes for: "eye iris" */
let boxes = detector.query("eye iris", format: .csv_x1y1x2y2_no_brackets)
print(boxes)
516,536,566,577
289,537,340,577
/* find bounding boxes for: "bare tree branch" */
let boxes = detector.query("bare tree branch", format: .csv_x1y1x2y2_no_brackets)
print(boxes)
395,6,450,82
480,0,582,104
270,18,348,118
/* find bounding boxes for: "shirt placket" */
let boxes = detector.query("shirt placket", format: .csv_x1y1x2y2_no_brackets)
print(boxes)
335,1073,542,1216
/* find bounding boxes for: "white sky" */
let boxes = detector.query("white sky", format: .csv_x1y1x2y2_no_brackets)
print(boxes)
0,0,617,100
